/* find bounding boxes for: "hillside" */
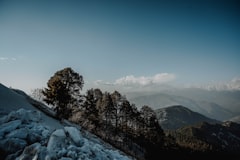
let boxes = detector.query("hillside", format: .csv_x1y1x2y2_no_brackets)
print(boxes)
155,105,219,130
168,121,240,154
0,83,131,160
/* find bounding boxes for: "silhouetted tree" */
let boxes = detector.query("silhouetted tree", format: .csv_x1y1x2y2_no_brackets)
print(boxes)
82,89,100,127
42,67,84,119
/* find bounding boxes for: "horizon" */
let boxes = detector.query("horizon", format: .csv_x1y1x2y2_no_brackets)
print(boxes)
0,0,239,93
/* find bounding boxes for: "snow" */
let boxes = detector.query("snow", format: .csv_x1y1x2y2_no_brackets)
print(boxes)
0,84,132,160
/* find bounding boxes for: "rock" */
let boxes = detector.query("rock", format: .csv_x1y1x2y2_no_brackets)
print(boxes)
59,157,73,160
0,114,9,125
17,143,48,160
67,150,77,159
0,138,27,154
17,143,41,160
64,126,84,147
0,120,22,137
27,132,42,144
14,109,41,123
41,128,50,138
5,150,22,160
6,128,28,139
38,146,48,160
57,148,67,157
5,109,41,124
47,129,66,158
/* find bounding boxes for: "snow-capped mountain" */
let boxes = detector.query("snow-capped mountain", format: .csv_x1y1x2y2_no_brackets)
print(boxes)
0,83,132,160
155,105,219,130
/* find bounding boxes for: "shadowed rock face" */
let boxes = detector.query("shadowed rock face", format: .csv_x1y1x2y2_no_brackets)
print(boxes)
155,105,219,130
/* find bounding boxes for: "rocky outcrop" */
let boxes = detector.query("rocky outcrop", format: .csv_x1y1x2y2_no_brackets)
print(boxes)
0,108,131,160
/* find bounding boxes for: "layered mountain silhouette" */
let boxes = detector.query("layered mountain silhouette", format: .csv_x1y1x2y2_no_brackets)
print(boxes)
129,92,234,121
155,105,219,130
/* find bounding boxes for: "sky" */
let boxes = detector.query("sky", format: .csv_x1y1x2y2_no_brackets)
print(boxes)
0,0,240,93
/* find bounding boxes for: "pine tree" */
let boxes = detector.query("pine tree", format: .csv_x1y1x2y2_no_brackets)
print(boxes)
42,67,84,119
82,89,99,127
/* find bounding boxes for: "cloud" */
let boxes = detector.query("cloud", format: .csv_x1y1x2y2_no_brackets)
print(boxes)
115,73,175,86
186,78,240,91
0,57,8,61
95,73,176,87
94,80,114,86
226,78,240,90
0,57,17,61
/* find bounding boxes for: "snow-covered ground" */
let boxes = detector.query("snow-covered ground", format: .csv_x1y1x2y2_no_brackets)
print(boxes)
0,83,132,160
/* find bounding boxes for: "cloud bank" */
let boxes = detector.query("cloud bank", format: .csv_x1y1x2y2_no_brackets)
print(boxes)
115,73,175,86
94,74,240,91
95,73,176,87
186,78,240,91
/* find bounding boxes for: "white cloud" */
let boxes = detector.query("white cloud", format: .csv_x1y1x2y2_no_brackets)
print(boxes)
186,78,240,91
94,73,175,87
0,57,17,61
226,78,240,90
94,80,114,86
0,57,8,60
114,73,176,86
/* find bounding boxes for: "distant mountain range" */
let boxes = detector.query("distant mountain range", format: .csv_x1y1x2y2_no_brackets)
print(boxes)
127,88,240,121
155,105,219,130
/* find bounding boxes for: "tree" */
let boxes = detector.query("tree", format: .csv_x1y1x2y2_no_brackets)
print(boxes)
111,91,123,130
30,88,44,102
140,105,164,144
82,89,100,127
42,67,84,119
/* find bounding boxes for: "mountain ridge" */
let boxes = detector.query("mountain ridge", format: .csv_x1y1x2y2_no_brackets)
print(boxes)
155,105,220,130
128,92,234,121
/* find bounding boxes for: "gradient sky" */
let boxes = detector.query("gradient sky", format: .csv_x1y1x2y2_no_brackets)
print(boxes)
0,0,239,93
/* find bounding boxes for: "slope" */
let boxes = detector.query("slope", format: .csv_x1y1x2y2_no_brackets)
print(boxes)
169,121,240,154
155,105,219,130
0,83,132,160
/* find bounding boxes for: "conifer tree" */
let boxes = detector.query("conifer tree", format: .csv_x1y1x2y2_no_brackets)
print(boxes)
42,67,84,119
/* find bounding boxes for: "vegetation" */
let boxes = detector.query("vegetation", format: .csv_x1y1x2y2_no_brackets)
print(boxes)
70,88,165,159
42,67,84,119
41,67,240,160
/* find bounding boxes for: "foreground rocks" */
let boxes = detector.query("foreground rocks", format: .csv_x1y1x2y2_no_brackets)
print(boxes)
0,108,130,160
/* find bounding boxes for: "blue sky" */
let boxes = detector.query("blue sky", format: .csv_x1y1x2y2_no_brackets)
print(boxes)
0,0,239,93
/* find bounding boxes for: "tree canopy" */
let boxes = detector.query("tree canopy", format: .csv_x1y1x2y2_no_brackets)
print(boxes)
42,67,84,119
